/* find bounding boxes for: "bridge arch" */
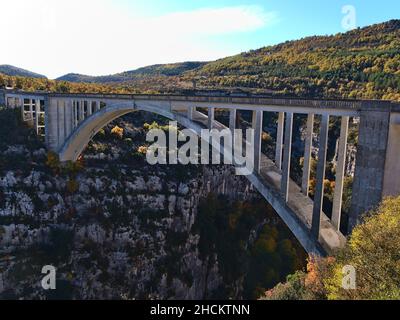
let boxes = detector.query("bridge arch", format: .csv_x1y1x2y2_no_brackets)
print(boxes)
57,101,329,255
58,102,215,162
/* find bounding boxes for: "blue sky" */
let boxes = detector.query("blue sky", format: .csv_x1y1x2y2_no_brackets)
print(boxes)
120,0,400,48
0,0,398,78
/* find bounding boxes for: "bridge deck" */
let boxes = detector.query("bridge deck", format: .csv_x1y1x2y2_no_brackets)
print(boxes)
5,90,399,112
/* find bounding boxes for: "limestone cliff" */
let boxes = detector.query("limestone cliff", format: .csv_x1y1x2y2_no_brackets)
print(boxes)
0,110,305,300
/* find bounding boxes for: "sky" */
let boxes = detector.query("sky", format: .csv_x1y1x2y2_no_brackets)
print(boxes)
0,0,399,79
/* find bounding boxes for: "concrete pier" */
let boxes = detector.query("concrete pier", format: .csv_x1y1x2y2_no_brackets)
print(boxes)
252,110,263,173
208,108,214,129
275,112,285,171
281,112,293,202
188,106,195,120
332,116,349,230
302,113,314,196
311,114,329,239
349,108,391,232
229,109,237,132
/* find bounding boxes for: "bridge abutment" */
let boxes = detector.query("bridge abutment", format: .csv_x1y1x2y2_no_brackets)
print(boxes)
383,113,400,197
349,104,391,232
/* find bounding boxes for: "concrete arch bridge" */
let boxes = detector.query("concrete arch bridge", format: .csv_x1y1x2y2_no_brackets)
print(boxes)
3,90,400,256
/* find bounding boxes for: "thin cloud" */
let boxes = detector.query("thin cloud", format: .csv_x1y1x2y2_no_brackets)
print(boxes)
0,0,278,78
153,6,277,35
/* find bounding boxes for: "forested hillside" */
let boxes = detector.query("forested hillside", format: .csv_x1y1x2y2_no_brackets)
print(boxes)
57,62,207,83
186,19,400,100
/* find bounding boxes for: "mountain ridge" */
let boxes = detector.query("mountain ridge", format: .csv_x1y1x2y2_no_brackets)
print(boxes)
56,61,208,83
0,65,47,79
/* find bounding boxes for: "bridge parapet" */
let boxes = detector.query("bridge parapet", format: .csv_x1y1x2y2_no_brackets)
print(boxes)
4,90,400,255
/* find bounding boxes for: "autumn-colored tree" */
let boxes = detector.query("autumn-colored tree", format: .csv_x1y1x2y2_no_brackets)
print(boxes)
137,146,148,155
325,197,400,300
111,125,124,139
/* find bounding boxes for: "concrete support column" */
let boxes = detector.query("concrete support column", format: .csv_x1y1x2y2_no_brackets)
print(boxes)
229,109,237,133
57,100,66,149
20,97,25,120
188,106,195,120
252,110,263,173
65,99,73,138
83,100,87,119
74,101,78,127
79,101,84,122
46,97,59,151
350,108,391,232
383,113,400,197
230,109,237,159
96,101,101,112
208,108,215,129
281,112,293,202
35,99,41,135
302,114,314,196
332,116,349,230
88,101,93,116
28,99,33,121
311,114,330,239
275,112,285,171
76,101,79,122
72,101,76,128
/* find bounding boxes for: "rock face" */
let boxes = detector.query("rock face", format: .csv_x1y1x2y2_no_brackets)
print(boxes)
0,157,254,299
0,110,309,300
0,111,265,300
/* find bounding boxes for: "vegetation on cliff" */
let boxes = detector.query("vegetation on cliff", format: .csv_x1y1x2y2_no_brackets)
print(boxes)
262,196,400,300
194,194,306,299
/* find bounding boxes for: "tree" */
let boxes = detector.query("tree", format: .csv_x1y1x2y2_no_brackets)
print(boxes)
111,125,124,139
325,197,400,300
262,196,400,300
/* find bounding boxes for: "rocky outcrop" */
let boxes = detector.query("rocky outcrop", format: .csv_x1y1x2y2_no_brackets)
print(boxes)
0,140,255,299
0,111,305,300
